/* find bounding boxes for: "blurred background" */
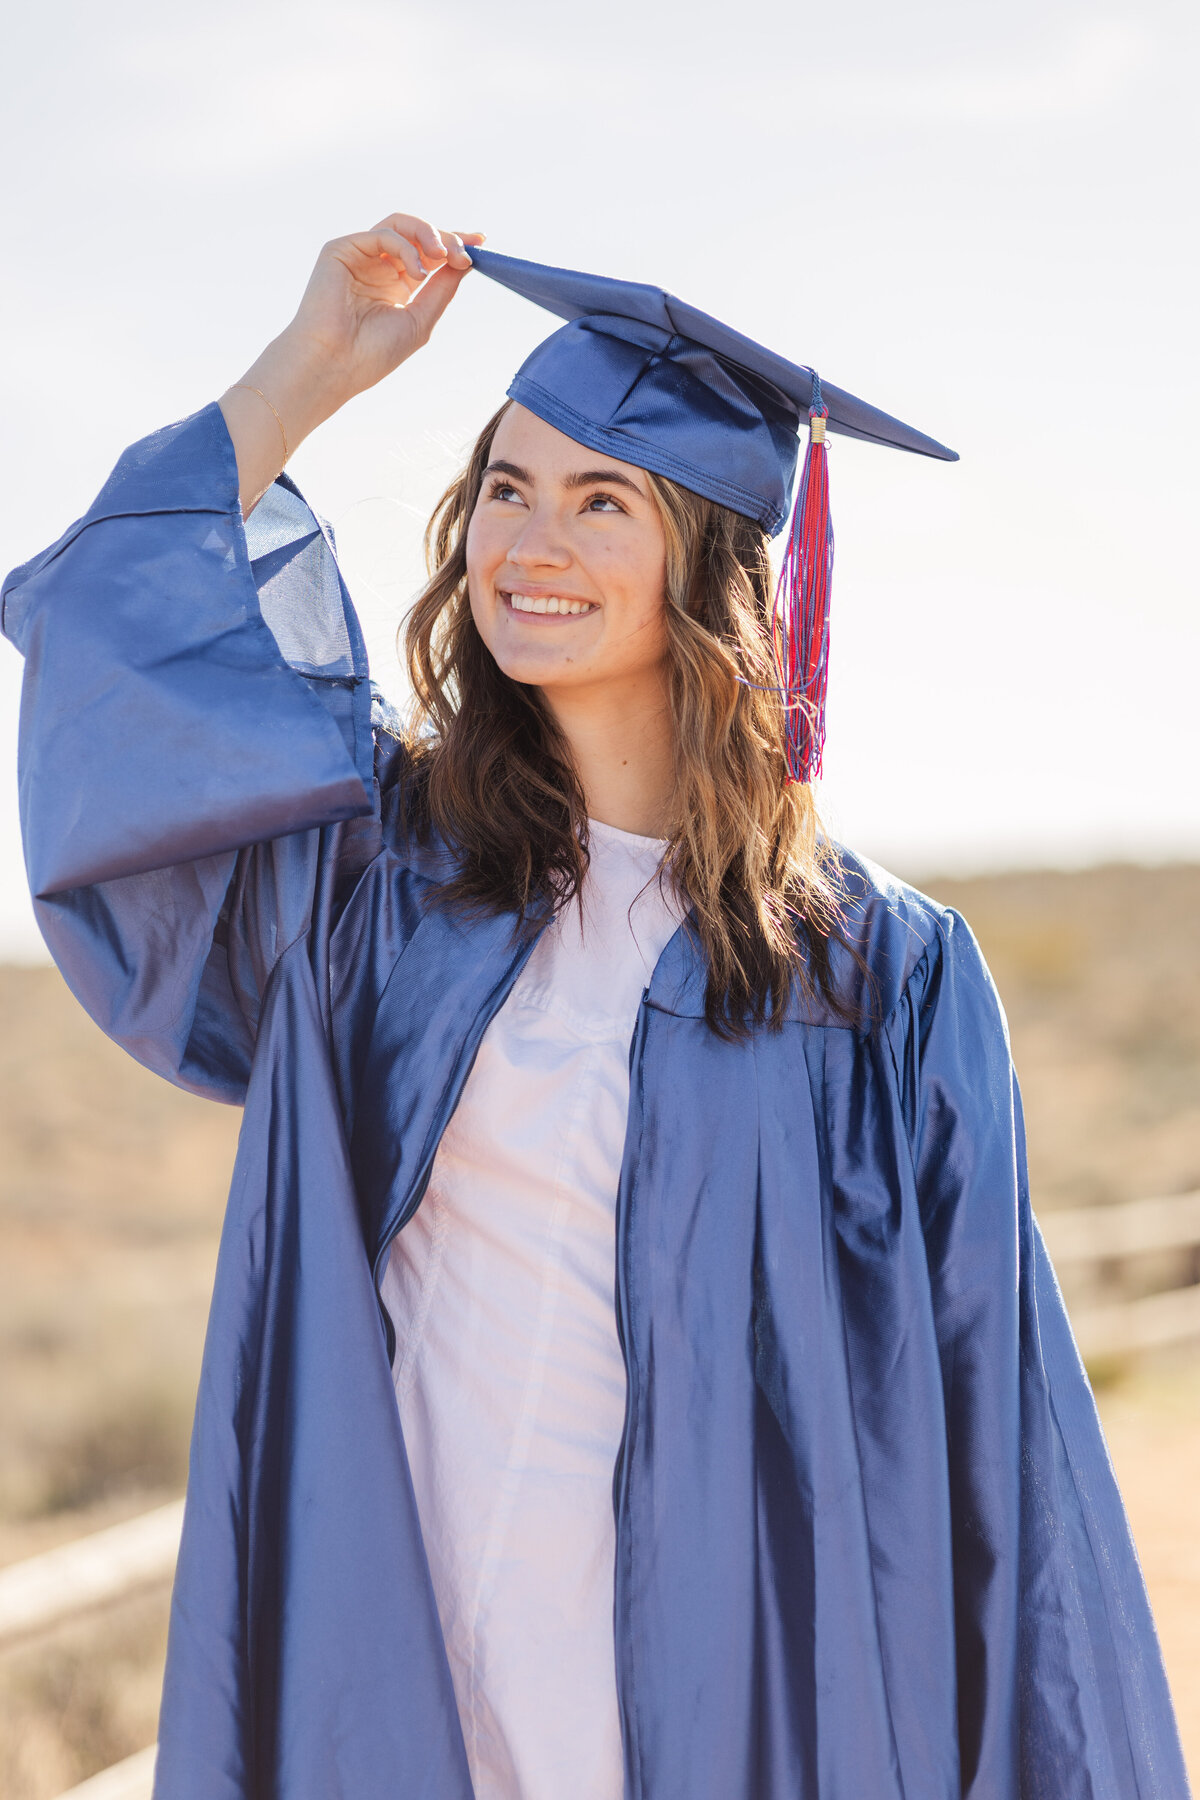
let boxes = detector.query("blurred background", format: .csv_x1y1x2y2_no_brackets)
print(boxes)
1,0,1197,1793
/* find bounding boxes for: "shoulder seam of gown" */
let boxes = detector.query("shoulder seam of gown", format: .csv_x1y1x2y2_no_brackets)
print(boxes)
877,919,943,1040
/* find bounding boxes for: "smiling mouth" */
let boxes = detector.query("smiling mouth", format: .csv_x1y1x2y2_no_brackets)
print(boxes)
502,591,597,618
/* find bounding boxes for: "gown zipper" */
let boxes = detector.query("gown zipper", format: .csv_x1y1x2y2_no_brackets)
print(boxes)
368,932,544,1363
612,990,650,1516
611,989,652,1798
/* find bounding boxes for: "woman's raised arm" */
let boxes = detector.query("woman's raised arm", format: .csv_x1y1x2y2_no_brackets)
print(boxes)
220,213,482,515
0,210,482,1099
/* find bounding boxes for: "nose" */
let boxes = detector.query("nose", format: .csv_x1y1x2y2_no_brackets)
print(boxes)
504,504,573,572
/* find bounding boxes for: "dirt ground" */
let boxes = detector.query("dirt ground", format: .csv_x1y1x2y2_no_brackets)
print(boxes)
1099,1358,1200,1780
1,860,1197,1795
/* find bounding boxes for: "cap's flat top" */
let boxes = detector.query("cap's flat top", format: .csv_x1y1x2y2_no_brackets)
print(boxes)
468,246,958,463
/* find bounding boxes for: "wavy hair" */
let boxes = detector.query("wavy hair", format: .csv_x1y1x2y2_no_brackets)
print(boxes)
400,400,847,1037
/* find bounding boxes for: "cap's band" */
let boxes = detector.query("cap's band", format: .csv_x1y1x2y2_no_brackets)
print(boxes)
508,375,787,533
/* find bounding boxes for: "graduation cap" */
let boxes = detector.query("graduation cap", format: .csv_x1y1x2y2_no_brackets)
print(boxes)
467,246,957,783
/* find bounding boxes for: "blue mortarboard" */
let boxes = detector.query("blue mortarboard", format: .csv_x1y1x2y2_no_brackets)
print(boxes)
466,246,958,781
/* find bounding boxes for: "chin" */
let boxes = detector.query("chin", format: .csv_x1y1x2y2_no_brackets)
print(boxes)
491,648,585,688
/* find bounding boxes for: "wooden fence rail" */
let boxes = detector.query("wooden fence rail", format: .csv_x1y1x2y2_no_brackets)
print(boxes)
1040,1190,1200,1265
54,1746,157,1800
0,1499,182,1651
1,1191,1194,1800
1039,1189,1200,1359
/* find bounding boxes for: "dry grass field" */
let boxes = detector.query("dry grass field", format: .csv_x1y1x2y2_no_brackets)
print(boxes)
1,861,1198,1797
929,862,1200,1214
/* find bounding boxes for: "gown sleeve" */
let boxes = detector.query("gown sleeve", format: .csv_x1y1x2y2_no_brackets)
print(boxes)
893,910,1191,1798
0,402,378,1103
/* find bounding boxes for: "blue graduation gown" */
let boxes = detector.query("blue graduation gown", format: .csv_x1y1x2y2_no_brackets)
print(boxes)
1,404,1189,1800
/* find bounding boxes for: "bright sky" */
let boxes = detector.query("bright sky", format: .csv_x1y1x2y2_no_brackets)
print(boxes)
1,0,1197,957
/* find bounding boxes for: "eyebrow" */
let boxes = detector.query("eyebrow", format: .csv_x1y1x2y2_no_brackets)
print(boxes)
483,459,647,498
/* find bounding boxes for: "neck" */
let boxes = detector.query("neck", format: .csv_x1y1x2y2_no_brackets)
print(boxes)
542,668,675,839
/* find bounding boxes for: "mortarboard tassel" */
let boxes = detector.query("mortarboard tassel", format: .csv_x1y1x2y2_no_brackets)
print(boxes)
772,380,834,784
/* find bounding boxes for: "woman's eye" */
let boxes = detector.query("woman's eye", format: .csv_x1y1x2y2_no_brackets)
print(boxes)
491,482,523,503
586,492,624,513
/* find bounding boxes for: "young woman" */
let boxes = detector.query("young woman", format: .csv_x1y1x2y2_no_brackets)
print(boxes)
3,213,1188,1800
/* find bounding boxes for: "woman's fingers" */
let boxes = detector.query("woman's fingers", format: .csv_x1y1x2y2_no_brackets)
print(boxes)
322,217,486,296
436,228,486,269
371,212,455,272
341,226,427,286
302,215,486,378
368,214,486,273
343,225,487,300
405,258,475,339
261,217,484,422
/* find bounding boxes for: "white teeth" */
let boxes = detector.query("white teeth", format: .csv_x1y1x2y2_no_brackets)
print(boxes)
506,593,594,616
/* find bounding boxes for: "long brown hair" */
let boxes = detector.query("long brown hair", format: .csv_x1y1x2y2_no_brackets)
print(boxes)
401,401,847,1037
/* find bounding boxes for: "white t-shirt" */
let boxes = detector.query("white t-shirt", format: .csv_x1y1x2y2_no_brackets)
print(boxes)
380,818,686,1800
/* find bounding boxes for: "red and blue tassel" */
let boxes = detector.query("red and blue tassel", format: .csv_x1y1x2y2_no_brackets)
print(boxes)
772,379,834,784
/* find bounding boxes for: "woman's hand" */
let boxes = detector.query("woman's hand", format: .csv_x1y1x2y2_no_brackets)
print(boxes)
221,213,483,515
285,215,483,401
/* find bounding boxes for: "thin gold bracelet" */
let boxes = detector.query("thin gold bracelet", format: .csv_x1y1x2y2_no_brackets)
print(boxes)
230,383,290,465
